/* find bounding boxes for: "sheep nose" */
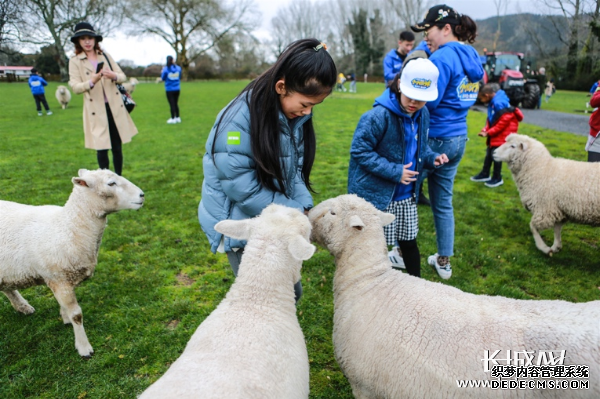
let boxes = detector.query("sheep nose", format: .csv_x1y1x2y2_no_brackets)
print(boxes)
140,192,145,198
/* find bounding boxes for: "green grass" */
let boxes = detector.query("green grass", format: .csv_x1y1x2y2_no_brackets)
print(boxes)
541,89,593,115
0,81,598,399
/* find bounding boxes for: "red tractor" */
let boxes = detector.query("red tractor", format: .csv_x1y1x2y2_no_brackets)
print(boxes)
481,52,540,109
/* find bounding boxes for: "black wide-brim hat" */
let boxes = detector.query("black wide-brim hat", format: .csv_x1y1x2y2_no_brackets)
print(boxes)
411,4,460,32
70,22,103,43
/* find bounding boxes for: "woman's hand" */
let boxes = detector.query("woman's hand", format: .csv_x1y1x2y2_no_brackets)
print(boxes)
434,154,449,166
400,162,418,185
91,71,103,84
101,67,117,81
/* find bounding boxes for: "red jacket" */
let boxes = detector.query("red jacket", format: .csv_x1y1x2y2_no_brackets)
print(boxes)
589,88,600,138
484,107,524,147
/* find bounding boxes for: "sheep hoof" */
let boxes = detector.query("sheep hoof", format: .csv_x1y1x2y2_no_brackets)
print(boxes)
548,251,553,257
81,353,94,360
19,304,35,314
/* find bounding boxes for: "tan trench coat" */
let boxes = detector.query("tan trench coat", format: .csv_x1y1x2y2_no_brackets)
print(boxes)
68,51,138,150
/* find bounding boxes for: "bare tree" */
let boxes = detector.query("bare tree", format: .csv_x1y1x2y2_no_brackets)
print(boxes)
21,0,121,80
0,0,20,52
384,0,432,31
492,0,509,51
124,0,259,81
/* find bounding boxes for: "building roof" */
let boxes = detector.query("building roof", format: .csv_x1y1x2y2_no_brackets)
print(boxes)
0,66,34,71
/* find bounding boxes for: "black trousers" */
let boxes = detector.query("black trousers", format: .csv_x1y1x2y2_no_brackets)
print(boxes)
96,104,123,175
588,151,600,162
397,239,421,277
33,94,50,111
166,90,180,118
480,146,502,179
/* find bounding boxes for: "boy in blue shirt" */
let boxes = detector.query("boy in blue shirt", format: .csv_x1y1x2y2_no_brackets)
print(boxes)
28,68,52,116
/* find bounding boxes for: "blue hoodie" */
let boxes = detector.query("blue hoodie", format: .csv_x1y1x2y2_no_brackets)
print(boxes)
161,64,182,92
487,89,511,124
383,49,407,86
426,41,484,138
28,74,48,95
348,88,439,209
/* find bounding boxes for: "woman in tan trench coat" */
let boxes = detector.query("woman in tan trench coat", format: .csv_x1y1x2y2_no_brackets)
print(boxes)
68,22,137,175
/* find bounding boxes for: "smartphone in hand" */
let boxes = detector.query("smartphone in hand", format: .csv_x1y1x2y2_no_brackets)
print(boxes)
96,62,104,73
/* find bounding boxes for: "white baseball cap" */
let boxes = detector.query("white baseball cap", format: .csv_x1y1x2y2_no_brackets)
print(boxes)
399,58,439,102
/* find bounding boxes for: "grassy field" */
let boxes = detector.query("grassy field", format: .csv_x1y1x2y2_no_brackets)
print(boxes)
541,88,593,115
0,80,598,399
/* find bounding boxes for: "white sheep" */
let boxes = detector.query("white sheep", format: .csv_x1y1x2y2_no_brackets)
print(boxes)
55,85,71,109
139,204,315,399
0,169,145,358
308,194,600,398
494,133,600,255
121,77,139,95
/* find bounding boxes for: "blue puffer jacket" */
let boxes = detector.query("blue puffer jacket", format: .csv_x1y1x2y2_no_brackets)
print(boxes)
28,74,48,95
348,88,439,210
161,65,181,92
198,93,314,253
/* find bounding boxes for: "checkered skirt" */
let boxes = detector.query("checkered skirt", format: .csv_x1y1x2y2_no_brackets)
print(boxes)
383,197,419,245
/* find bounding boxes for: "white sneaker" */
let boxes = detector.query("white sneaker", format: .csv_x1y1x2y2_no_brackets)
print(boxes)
175,117,181,123
167,118,176,124
428,253,452,279
38,111,43,116
388,247,405,269
46,111,52,115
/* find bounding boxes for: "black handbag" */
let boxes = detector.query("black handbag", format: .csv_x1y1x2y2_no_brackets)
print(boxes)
105,56,136,113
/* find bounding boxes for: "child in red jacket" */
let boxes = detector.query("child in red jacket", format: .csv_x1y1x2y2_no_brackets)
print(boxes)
585,82,600,162
471,83,524,187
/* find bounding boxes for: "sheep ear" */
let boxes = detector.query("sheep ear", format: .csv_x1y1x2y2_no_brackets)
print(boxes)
520,142,527,151
215,219,252,240
378,211,395,227
349,215,365,230
72,176,91,188
288,235,316,261
77,169,89,177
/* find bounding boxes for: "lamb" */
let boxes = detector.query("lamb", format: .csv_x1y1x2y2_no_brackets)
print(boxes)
121,77,139,94
493,133,600,255
308,194,600,398
55,85,71,109
0,169,145,358
139,204,315,399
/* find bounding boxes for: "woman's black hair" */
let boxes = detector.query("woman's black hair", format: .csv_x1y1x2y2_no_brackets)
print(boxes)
166,55,174,67
448,14,477,44
211,38,337,195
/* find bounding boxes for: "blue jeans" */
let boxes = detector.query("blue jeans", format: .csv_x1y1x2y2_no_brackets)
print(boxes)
420,134,468,257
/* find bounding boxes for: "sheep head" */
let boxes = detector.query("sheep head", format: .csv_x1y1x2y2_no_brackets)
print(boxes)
72,169,145,214
308,195,394,257
494,134,547,173
215,204,315,262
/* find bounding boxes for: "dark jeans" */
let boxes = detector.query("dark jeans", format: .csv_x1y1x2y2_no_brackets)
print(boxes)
227,249,303,303
588,151,600,162
97,104,123,175
480,146,502,180
166,90,180,118
397,239,421,277
33,94,50,111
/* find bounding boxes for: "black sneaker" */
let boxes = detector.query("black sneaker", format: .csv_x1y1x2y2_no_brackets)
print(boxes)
485,177,504,187
470,172,491,182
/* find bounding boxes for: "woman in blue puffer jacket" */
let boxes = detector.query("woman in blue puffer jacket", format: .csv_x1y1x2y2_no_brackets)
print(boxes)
161,56,182,124
198,39,336,302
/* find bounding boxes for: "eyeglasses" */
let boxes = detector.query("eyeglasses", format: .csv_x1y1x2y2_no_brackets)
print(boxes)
424,29,430,37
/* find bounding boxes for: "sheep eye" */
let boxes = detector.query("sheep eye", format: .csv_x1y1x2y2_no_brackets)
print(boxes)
330,211,336,215
108,182,116,187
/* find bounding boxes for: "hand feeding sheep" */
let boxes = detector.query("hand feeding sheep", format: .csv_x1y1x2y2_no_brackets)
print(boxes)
55,85,71,109
494,133,600,255
139,204,315,399
309,194,600,398
0,169,144,358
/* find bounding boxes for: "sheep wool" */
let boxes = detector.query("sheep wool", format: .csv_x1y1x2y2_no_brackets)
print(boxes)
309,194,600,398
139,204,315,399
0,169,145,357
55,85,71,109
494,133,600,255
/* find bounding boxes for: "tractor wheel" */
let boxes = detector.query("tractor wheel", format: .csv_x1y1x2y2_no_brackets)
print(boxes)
522,83,541,109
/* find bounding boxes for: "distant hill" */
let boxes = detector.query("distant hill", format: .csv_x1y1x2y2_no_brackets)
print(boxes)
473,13,567,62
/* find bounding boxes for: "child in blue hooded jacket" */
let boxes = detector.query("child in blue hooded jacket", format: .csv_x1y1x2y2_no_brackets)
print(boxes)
411,4,484,279
348,58,448,277
161,56,182,124
28,68,52,116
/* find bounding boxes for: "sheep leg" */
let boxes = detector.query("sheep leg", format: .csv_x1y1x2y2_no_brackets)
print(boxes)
550,223,563,254
48,281,94,358
530,220,552,255
2,290,35,314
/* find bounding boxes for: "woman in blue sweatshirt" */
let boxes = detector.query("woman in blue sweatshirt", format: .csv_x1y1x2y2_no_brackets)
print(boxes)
161,56,182,124
411,4,484,279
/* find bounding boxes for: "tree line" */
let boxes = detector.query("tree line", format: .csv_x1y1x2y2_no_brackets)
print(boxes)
1,0,599,90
